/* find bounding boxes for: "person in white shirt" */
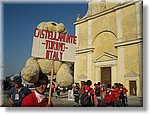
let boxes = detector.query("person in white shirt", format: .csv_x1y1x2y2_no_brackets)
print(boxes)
22,72,53,107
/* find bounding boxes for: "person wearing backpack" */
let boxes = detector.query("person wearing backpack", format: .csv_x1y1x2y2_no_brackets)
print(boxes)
94,82,103,106
119,84,128,107
80,80,94,107
73,83,80,106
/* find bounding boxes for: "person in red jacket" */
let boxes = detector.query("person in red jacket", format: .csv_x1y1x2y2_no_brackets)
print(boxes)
84,80,94,96
81,82,87,94
111,83,122,107
22,72,53,107
104,84,112,106
81,80,94,107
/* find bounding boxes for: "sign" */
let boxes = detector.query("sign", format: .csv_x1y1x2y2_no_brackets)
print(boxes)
31,28,77,62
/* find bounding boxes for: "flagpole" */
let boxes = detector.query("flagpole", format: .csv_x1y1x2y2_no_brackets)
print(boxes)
48,60,54,104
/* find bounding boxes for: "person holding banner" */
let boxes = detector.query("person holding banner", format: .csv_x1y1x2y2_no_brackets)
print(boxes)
22,72,53,107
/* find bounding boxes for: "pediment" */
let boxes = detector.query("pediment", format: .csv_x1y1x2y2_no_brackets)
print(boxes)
124,72,140,77
94,52,117,62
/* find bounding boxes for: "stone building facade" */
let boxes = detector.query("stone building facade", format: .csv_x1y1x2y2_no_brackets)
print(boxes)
74,0,142,97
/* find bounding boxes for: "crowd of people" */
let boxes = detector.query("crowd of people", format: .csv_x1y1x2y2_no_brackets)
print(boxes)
72,80,128,107
7,72,128,107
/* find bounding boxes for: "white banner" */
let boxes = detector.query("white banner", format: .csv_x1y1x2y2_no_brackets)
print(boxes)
31,28,77,62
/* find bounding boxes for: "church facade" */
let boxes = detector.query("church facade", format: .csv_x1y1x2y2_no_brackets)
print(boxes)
74,0,142,97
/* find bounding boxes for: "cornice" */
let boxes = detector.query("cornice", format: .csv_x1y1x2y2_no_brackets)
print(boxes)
76,47,94,54
114,38,143,47
74,0,140,25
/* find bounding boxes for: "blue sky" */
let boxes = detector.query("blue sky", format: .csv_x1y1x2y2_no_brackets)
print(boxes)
2,1,88,79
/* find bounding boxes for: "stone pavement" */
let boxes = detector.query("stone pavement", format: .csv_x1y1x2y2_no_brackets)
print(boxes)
0,90,143,107
51,91,77,107
51,92,143,107
127,96,143,107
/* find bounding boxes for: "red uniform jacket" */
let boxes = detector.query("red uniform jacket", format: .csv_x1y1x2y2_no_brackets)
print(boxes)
113,88,120,101
84,86,94,95
22,92,48,107
104,90,113,104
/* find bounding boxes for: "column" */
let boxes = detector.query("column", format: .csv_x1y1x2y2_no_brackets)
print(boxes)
95,65,99,82
87,52,93,80
117,46,125,84
116,9,124,84
138,42,143,97
135,1,142,38
116,9,123,42
87,20,93,80
88,20,92,48
74,25,79,82
136,1,142,97
111,65,117,85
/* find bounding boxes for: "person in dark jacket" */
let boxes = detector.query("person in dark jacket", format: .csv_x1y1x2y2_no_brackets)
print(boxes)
8,75,31,107
73,83,80,106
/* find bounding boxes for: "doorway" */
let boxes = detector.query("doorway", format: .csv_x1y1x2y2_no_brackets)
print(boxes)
129,81,137,96
101,67,111,87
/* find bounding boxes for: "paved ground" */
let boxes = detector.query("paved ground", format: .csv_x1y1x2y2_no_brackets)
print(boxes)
52,92,143,107
0,90,143,107
127,96,143,107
